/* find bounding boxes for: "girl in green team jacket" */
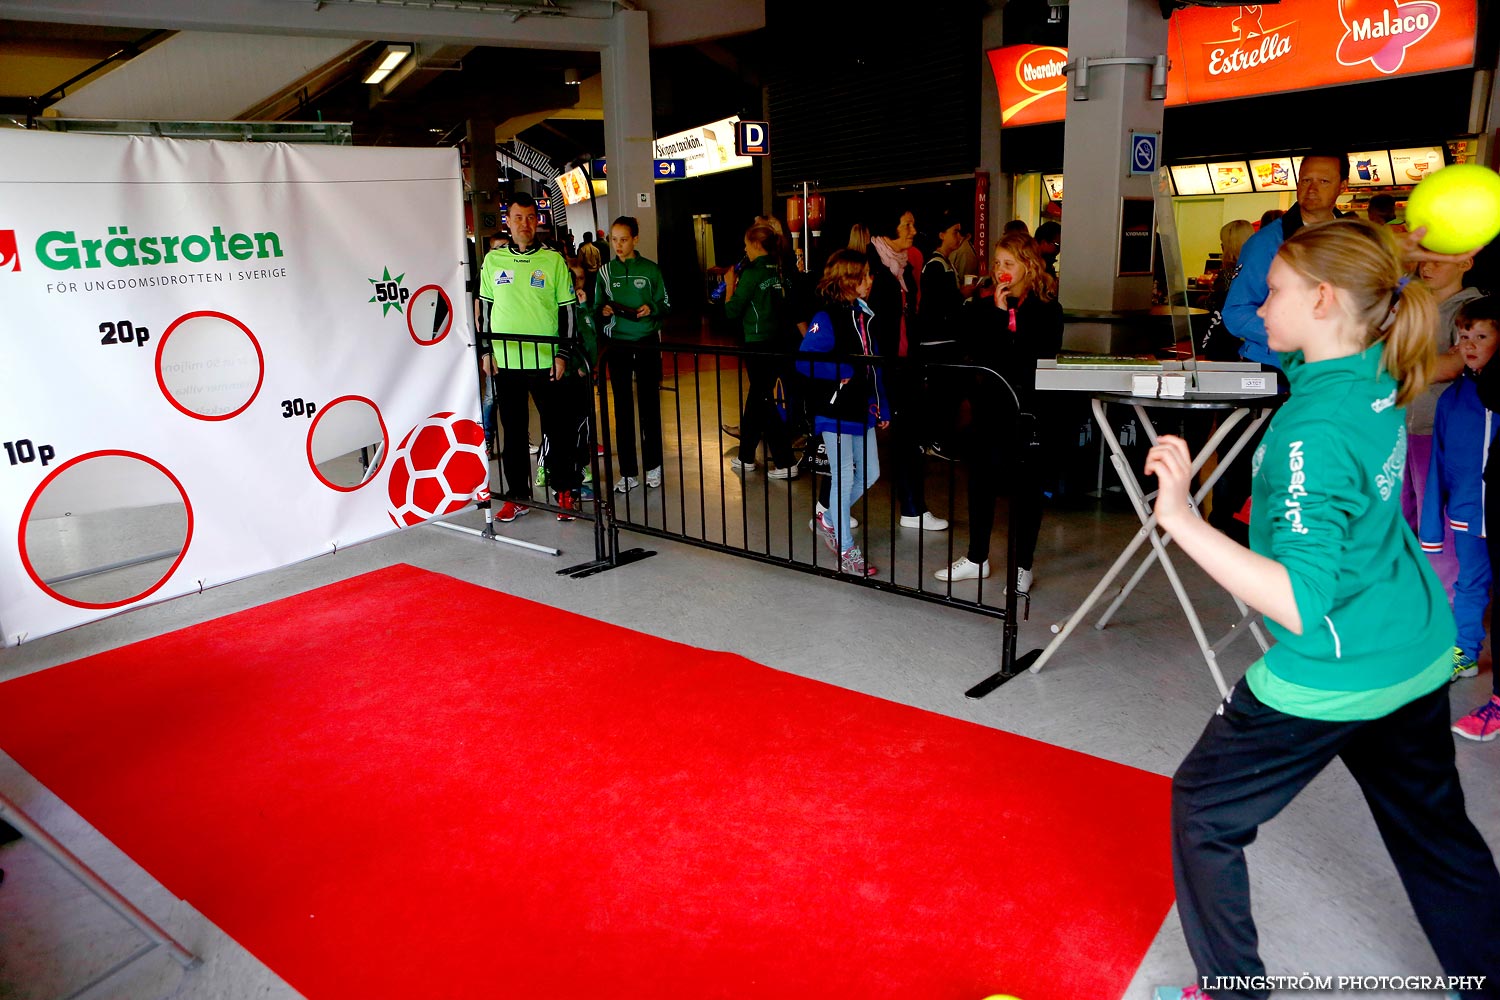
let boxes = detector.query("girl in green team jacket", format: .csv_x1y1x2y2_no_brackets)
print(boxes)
725,224,798,478
1146,220,1500,1000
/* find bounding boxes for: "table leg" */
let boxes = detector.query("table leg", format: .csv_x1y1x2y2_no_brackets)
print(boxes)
1109,452,1231,698
1094,407,1256,629
1028,398,1163,676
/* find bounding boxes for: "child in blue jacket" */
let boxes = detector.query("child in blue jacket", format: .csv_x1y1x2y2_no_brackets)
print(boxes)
1421,295,1499,680
797,249,890,578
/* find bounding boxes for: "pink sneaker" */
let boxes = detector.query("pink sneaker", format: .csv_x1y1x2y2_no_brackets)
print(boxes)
1452,695,1500,742
840,546,877,578
809,514,839,554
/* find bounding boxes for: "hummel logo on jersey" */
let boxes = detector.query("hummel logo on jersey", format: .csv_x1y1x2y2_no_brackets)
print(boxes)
0,231,19,271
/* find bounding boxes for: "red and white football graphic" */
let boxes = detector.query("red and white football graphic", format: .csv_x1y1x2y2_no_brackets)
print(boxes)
386,412,489,527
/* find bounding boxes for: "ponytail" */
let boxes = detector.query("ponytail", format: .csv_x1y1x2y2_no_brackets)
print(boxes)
1277,219,1436,407
1377,276,1437,407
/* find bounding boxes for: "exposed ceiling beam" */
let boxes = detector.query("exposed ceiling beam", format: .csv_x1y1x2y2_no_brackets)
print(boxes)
0,0,616,50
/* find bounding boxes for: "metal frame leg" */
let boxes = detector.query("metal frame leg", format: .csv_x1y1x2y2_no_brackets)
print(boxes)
0,793,200,1000
1029,400,1273,694
1094,406,1269,629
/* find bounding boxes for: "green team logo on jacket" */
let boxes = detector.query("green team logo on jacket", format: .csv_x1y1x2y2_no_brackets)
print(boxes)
36,225,285,270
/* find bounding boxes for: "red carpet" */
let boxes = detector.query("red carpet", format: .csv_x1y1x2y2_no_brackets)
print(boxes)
0,565,1173,999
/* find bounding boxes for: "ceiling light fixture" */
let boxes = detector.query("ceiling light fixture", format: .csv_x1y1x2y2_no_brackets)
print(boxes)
563,68,581,86
363,44,413,85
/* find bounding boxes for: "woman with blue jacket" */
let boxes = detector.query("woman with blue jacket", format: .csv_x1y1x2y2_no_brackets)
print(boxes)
797,249,889,578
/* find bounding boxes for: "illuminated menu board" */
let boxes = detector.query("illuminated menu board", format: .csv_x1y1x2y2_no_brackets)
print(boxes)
1346,150,1394,188
1249,157,1296,193
1389,146,1445,185
1208,161,1252,195
1171,164,1214,196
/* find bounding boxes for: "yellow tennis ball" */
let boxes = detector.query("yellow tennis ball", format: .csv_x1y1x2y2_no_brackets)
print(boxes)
1403,163,1500,254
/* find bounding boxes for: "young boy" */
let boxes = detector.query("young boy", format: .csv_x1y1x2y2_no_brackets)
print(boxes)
1422,296,1499,687
1459,295,1500,740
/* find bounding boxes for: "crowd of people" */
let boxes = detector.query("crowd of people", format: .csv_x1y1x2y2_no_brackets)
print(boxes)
472,159,1500,997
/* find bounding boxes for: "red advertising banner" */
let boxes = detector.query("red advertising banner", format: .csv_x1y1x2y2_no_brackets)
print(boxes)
1165,0,1478,107
990,3,1477,123
989,45,1069,128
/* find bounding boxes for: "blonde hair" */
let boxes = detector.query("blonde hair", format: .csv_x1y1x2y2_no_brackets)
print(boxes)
817,249,870,304
848,223,870,253
755,215,787,240
1276,219,1436,407
1219,220,1254,270
993,232,1057,303
745,224,780,261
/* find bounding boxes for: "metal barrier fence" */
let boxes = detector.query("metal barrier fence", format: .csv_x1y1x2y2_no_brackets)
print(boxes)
480,332,1039,690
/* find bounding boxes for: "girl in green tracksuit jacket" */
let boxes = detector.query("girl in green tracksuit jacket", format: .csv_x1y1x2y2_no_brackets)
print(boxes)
1145,220,1500,1000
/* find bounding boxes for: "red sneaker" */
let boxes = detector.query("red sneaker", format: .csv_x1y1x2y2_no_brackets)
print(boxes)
556,490,580,521
496,501,529,522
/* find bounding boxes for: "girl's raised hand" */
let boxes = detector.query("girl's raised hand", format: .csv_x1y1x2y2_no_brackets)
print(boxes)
1144,435,1194,528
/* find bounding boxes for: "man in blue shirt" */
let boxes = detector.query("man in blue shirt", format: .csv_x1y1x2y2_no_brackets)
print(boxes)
1222,151,1348,367
1210,150,1348,542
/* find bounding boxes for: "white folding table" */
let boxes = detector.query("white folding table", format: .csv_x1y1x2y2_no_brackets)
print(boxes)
1028,391,1281,697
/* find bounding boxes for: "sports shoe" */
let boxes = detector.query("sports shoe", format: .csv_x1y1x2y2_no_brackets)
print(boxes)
721,423,741,439
1007,566,1035,596
815,502,856,529
496,501,529,522
809,514,839,554
768,463,800,480
1153,989,1213,1000
645,466,662,488
935,557,989,582
596,443,605,457
1452,695,1500,742
581,465,593,485
556,490,580,521
729,454,756,472
534,464,548,487
1452,646,1480,680
840,546,877,577
925,441,957,461
614,475,640,493
899,511,949,531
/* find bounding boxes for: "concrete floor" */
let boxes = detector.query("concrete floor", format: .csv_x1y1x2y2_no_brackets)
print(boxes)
2,378,1496,999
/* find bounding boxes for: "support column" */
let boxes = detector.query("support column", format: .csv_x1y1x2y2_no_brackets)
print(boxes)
601,8,657,258
1060,0,1168,318
466,116,499,243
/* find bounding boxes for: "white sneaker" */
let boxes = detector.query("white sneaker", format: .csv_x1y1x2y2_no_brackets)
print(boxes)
935,557,989,582
729,455,756,472
815,502,856,529
1005,566,1034,595
645,466,662,488
768,464,800,480
613,475,640,493
900,511,949,531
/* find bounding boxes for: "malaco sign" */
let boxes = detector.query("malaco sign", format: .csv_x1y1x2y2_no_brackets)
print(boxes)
990,1,1478,124
1165,0,1478,106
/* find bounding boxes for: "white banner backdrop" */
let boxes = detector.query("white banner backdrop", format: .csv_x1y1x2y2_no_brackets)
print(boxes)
0,131,483,645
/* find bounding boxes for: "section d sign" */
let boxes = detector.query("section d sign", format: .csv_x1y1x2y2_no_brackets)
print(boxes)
734,120,770,156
